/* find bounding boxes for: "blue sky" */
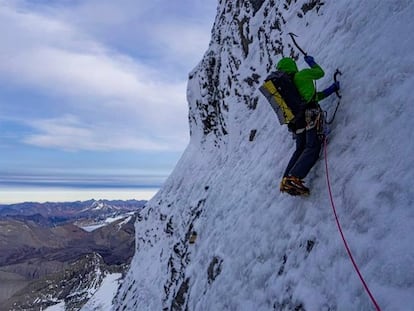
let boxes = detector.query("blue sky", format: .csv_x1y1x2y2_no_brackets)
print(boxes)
0,0,217,203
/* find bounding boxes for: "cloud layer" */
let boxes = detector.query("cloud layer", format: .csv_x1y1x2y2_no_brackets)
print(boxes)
0,0,215,152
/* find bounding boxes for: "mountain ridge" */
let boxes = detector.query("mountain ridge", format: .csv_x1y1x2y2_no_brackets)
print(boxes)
114,0,414,310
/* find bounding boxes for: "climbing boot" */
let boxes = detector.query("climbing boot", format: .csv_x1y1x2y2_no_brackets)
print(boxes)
280,176,310,196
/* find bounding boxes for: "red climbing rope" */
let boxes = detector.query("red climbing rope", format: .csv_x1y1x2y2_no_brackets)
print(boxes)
323,137,382,311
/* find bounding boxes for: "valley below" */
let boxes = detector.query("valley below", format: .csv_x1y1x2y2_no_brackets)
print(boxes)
0,199,146,311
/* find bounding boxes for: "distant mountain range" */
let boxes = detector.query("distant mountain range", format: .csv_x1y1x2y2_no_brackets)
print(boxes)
0,199,146,225
0,199,146,310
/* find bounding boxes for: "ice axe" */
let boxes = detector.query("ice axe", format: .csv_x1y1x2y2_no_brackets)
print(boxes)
326,69,343,124
288,32,307,56
334,69,342,99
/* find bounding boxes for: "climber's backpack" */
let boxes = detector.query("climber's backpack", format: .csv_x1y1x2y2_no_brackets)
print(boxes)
259,70,305,125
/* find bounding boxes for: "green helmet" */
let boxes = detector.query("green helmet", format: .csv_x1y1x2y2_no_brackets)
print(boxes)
276,57,298,74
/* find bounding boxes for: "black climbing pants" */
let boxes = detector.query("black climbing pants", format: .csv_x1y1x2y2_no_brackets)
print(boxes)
283,127,322,179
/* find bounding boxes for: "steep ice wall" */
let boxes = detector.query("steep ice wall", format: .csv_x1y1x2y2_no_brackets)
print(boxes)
114,1,414,310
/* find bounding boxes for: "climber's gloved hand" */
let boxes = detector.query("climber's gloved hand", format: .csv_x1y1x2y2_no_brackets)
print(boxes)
322,81,340,97
304,55,317,67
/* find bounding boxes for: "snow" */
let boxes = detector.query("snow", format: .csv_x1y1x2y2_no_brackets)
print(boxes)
43,301,65,311
117,215,132,229
80,215,128,232
93,202,105,210
112,1,414,311
80,273,122,311
80,223,107,232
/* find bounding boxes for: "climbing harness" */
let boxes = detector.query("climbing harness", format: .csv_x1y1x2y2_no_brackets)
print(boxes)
324,137,382,311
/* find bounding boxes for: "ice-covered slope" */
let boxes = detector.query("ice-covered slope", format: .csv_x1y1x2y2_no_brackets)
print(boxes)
114,1,414,310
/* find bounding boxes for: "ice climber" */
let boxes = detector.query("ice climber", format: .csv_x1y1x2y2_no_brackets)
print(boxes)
278,56,340,196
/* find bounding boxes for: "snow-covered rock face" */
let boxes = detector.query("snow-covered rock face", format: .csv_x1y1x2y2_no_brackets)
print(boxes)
114,1,414,310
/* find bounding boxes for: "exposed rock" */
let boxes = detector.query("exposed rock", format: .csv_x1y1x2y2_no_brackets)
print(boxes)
171,278,190,311
207,257,223,284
